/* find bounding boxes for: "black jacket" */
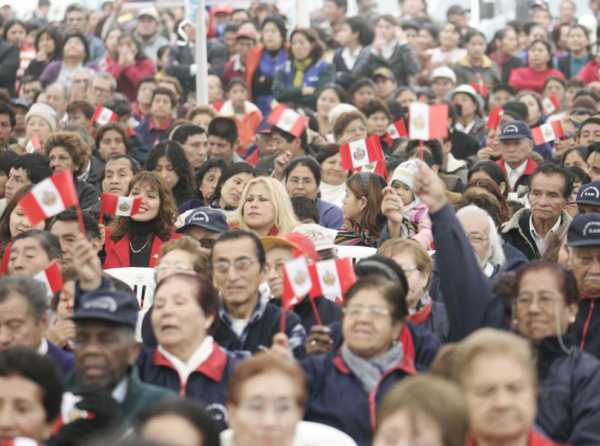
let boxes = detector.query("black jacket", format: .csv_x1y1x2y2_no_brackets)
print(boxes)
0,40,19,96
354,43,419,86
166,40,229,96
536,336,600,445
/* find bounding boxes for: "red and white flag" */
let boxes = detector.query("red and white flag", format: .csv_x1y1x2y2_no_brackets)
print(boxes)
25,136,41,153
542,96,560,115
101,193,142,217
409,103,448,141
267,105,307,137
340,135,384,171
309,258,356,304
0,439,40,446
532,120,565,145
34,262,63,295
18,171,79,226
486,107,503,129
387,119,408,139
359,160,388,180
281,257,313,309
92,106,118,126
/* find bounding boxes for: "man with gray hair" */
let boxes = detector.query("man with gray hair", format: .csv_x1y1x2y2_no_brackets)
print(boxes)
70,67,95,102
43,82,69,123
90,72,117,107
0,276,74,376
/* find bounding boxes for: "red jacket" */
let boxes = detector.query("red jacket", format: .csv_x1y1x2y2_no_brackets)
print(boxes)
466,431,560,446
243,46,263,101
577,60,600,84
508,66,565,93
106,58,157,102
103,228,180,269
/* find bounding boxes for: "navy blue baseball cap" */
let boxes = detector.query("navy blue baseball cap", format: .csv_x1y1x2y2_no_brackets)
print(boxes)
498,120,532,141
576,182,600,206
567,213,600,248
177,207,229,234
72,290,139,329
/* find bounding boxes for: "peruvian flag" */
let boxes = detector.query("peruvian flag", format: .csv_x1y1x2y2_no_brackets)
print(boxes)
34,262,63,295
387,119,408,139
542,96,560,115
360,160,388,180
0,439,40,446
486,107,503,129
409,103,448,141
340,135,384,171
532,120,565,145
101,193,142,217
267,105,307,137
25,136,41,153
281,257,313,309
18,171,79,226
92,106,118,126
309,258,356,304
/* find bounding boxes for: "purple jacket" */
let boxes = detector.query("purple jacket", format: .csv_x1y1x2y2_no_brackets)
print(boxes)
47,340,74,377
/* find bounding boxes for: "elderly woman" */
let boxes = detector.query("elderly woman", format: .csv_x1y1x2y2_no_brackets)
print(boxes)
43,132,99,210
24,103,57,149
378,239,448,342
452,329,562,446
374,376,468,446
137,272,237,429
301,276,412,446
235,176,299,236
455,205,507,278
506,262,600,445
284,156,343,230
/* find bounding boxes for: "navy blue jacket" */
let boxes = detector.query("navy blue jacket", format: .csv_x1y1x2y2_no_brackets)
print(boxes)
274,296,342,333
302,349,415,446
570,298,600,360
536,336,600,445
328,321,440,372
213,296,306,358
132,117,171,163
431,204,505,341
136,343,237,428
47,340,74,377
317,199,344,230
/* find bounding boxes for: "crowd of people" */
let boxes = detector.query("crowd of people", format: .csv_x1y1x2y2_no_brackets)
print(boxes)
3,0,600,445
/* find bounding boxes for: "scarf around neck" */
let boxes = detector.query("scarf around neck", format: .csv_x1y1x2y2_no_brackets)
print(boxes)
293,58,313,88
341,341,403,393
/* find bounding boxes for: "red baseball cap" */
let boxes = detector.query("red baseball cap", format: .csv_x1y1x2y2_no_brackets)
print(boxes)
261,232,319,262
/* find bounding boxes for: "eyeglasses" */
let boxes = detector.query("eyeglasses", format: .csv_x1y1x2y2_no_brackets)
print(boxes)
343,304,391,318
288,177,315,186
213,257,256,274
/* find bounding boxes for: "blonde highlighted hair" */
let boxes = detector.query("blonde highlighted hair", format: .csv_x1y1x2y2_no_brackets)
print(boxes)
235,177,299,235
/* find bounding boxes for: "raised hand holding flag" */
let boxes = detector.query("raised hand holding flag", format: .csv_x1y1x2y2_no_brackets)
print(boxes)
18,171,79,227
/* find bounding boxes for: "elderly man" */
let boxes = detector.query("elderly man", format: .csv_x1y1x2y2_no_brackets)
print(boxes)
211,229,306,357
501,163,572,260
8,230,61,278
496,120,539,193
0,277,74,376
90,72,117,107
69,289,172,425
43,83,68,122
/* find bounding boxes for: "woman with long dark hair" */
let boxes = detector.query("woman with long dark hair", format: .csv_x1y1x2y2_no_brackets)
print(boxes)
40,32,90,88
24,26,63,79
145,141,196,209
106,32,156,101
104,171,179,268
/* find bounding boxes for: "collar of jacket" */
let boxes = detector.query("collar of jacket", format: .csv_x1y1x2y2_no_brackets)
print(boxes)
152,341,228,382
497,158,538,176
458,54,493,69
534,334,576,382
333,328,417,376
219,290,269,328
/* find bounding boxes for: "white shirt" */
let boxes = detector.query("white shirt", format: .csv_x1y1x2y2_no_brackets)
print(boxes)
112,379,128,403
230,319,248,338
505,160,528,191
37,338,48,355
341,46,362,70
529,213,562,255
157,336,215,388
455,120,475,135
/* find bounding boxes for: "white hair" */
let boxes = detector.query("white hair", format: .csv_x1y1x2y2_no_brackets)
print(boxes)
456,205,506,268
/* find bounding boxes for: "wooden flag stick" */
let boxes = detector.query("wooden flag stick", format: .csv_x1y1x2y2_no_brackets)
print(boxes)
280,307,287,334
308,296,323,326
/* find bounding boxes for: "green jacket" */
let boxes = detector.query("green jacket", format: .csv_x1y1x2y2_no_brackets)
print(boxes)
451,55,501,90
